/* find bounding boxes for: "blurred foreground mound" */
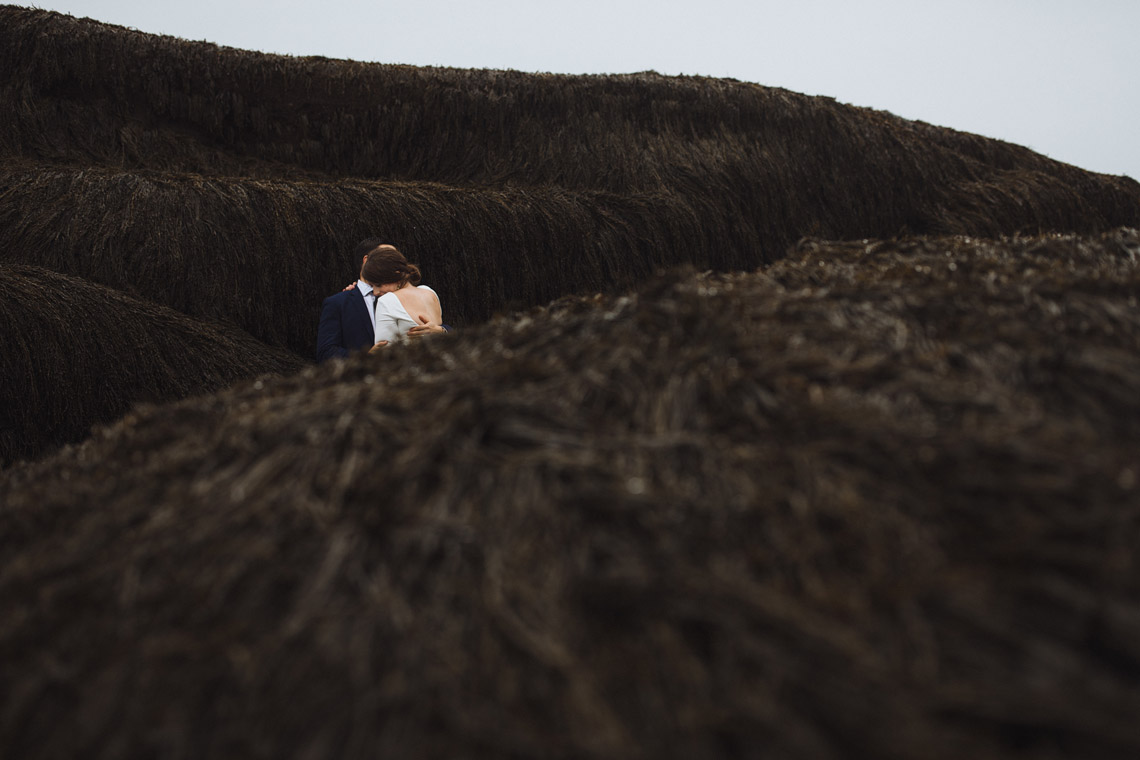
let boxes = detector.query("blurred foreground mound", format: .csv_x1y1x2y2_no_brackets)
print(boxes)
3,229,1139,759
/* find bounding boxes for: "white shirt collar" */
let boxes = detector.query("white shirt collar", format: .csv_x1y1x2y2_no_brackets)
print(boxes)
357,279,377,298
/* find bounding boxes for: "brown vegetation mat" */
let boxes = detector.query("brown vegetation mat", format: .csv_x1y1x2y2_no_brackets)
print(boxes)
3,230,1139,758
1,150,1135,354
2,6,1136,201
0,162,737,351
0,264,306,465
1,155,1132,338
3,7,1139,360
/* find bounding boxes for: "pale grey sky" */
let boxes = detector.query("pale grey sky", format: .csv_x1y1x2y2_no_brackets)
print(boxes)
30,1,1140,180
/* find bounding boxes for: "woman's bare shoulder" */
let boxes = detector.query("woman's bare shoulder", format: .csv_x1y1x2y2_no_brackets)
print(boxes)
393,284,439,313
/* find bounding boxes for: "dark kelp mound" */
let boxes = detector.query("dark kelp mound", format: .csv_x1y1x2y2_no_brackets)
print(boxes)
0,162,737,351
2,7,1139,357
2,230,1138,759
0,264,306,465
1,6,1136,199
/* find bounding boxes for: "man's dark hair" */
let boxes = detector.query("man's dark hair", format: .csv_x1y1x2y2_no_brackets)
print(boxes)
354,237,386,262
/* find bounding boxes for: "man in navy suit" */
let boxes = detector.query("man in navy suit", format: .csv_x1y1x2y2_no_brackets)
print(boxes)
315,239,444,362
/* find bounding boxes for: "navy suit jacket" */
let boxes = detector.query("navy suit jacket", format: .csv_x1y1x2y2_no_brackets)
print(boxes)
315,288,374,363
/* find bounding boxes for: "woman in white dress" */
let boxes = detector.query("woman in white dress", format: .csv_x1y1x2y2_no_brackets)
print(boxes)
360,245,444,349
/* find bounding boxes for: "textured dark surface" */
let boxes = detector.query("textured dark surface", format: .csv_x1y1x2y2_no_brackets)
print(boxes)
0,264,305,465
3,231,1138,758
3,7,1139,757
2,6,1138,354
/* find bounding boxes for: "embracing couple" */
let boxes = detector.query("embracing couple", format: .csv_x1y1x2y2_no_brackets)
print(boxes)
315,239,447,363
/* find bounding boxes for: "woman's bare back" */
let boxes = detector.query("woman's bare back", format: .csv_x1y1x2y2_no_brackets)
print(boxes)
393,284,442,327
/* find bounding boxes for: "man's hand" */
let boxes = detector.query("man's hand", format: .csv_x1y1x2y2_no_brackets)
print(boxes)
407,314,446,338
368,341,389,353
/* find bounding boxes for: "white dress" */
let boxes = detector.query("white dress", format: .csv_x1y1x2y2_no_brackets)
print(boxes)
373,285,439,344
